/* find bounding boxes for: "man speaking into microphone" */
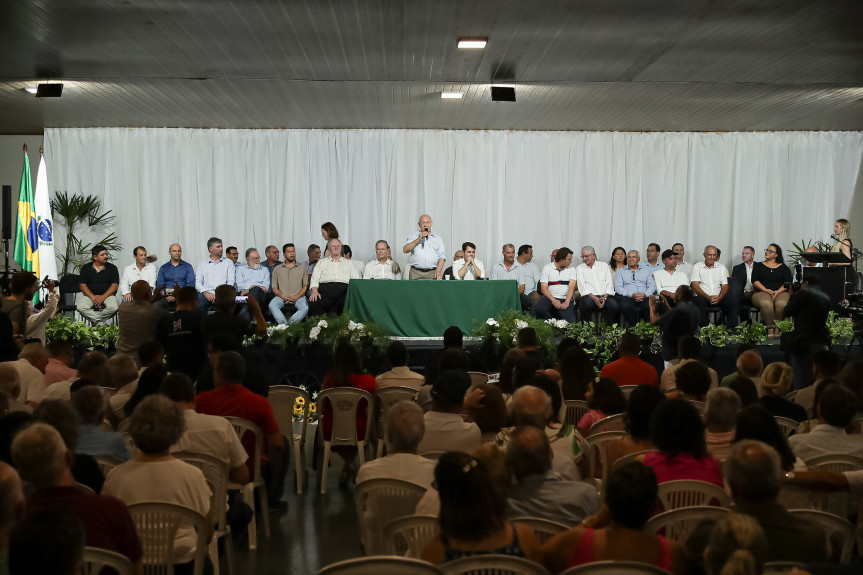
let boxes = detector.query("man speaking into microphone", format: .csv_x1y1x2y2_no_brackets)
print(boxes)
403,214,446,280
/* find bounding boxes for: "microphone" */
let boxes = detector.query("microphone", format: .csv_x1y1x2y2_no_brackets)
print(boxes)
421,227,429,245
831,234,840,241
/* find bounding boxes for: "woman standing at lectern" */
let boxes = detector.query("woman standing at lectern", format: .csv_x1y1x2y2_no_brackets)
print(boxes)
830,218,852,265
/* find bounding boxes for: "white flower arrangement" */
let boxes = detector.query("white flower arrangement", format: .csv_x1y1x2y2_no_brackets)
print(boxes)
486,318,500,327
348,320,365,333
309,326,321,341
516,320,528,329
317,319,328,329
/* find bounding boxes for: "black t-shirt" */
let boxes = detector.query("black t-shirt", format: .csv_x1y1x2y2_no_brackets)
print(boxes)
158,309,206,380
202,310,257,348
784,287,830,344
79,262,120,296
751,262,792,291
659,302,700,361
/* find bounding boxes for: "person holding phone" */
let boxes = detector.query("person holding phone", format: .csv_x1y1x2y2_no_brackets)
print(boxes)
403,213,446,280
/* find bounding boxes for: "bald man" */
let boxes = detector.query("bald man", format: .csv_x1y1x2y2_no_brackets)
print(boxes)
156,243,196,305
403,214,446,280
720,349,763,391
793,246,825,285
116,280,168,366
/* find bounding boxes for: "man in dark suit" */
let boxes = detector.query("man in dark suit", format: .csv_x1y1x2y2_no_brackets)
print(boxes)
731,245,756,324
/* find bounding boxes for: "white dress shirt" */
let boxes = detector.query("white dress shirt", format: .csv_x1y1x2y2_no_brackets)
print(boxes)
363,259,399,280
575,261,614,296
653,268,690,295
677,261,693,277
452,258,485,280
690,262,729,296
119,263,157,296
310,257,359,289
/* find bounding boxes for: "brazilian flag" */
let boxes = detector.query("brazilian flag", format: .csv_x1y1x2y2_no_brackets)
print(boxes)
13,147,40,279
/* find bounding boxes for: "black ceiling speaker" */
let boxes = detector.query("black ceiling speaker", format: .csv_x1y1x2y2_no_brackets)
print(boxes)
491,87,516,102
36,83,63,97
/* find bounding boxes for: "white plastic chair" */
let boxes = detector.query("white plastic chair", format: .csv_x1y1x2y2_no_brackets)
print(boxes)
440,554,550,575
611,450,658,470
588,413,625,435
773,416,799,438
127,502,210,575
92,454,123,478
656,480,731,510
82,546,134,575
316,387,374,494
511,516,570,543
803,454,863,519
559,561,672,574
268,384,310,494
788,508,855,563
384,514,440,557
318,556,443,575
354,478,428,555
563,400,589,427
785,390,799,402
645,506,731,542
584,430,627,488
173,451,233,575
375,386,419,458
619,385,638,399
224,416,269,548
467,371,489,386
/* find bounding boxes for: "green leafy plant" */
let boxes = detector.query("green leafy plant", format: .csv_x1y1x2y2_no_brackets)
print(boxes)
775,318,795,333
50,191,122,276
469,310,556,359
789,239,831,267
729,323,767,346
45,315,119,350
629,320,662,354
248,314,391,350
697,324,730,347
826,311,853,344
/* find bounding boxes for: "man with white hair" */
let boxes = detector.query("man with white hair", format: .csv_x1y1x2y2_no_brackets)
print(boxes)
235,247,271,314
11,423,143,569
403,214,446,280
106,354,140,416
703,387,741,462
1,343,49,407
0,364,32,413
576,245,620,324
614,250,656,324
510,385,579,480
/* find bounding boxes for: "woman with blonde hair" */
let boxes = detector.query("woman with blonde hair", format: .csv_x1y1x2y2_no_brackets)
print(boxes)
758,362,807,422
831,218,852,263
705,513,767,575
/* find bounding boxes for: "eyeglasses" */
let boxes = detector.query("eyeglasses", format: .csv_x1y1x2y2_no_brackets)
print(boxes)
765,249,776,254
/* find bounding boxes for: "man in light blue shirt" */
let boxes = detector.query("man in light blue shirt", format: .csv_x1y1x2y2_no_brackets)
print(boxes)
403,214,446,279
517,245,542,307
235,248,271,315
639,243,663,275
490,244,530,312
614,250,656,325
195,236,236,309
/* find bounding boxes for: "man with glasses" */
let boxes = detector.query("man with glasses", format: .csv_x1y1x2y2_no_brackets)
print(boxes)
639,243,663,274
614,250,656,324
235,248,271,316
691,245,739,327
576,245,620,324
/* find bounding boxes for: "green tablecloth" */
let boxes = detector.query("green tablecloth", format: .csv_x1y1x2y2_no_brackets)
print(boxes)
344,279,521,337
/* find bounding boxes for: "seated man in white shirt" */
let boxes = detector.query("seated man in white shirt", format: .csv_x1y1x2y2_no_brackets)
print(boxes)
363,240,401,280
106,354,140,417
358,401,436,488
308,239,360,317
452,242,485,280
119,246,157,302
672,242,693,278
535,247,578,323
376,341,424,390
576,245,620,324
788,383,863,463
417,369,482,455
653,249,690,306
690,245,739,327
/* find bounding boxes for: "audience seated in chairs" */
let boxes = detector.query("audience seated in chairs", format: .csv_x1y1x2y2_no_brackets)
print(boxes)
105,354,140,418
417,369,482,456
540,461,686,574
704,513,767,575
599,332,659,388
725,440,826,563
102,395,213,575
505,426,600,526
42,351,108,403
0,460,24,567
673,361,713,403
660,336,719,392
421,451,542,565
44,339,76,387
116,280,167,367
9,510,86,575
758,362,807,423
728,377,759,408
576,377,625,437
2,342,49,409
34,400,105,494
375,341,424,390
733,405,804,472
71,386,130,461
11,423,143,569
788,382,863,462
703,388,741,463
0,364,32,415
471,383,508,442
495,347,525,398
793,350,841,417
202,285,266,349
606,384,666,466
559,345,594,401
719,348,763,390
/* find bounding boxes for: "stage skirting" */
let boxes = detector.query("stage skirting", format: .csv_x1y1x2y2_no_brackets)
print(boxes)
344,279,520,338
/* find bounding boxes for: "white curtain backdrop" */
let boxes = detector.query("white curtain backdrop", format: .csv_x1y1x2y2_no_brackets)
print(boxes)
44,128,863,274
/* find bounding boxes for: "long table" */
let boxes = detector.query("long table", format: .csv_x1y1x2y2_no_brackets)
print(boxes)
343,279,521,337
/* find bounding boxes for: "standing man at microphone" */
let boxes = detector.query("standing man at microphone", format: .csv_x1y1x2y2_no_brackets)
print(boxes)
452,242,485,280
403,214,446,280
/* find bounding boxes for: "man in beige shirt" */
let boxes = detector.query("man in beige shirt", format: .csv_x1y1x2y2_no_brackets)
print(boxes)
268,243,309,325
660,335,719,392
376,342,424,390
308,239,359,317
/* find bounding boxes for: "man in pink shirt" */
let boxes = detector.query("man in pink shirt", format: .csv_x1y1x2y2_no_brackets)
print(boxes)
44,340,77,387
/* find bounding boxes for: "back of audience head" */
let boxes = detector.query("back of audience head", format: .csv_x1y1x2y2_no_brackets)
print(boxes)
625,385,666,441
675,285,694,303
426,348,470,387
470,383,507,435
675,361,711,400
47,339,73,363
512,385,552,429
385,401,424,454
616,332,641,358
214,351,245,386
124,363,169,418
512,356,543,390
138,340,164,368
839,360,863,414
0,364,21,402
651,399,707,459
736,351,762,379
471,443,512,494
812,350,841,379
208,331,242,357
728,377,758,407
506,426,551,482
214,284,237,311
9,510,84,575
704,388,741,433
678,335,702,360
733,405,797,471
76,351,108,384
435,451,506,542
18,343,49,372
817,382,857,428
70,386,106,426
0,460,24,537
107,354,138,390
587,377,626,416
175,286,198,308
443,326,463,349
11,423,69,489
556,337,580,359
605,461,659,530
386,341,409,368
497,348,525,395
130,279,151,302
759,362,791,397
726,440,781,503
529,373,563,423
128,394,185,455
33,400,80,453
517,327,537,350
431,369,471,411
160,372,196,404
9,271,37,296
559,346,594,401
705,513,767,575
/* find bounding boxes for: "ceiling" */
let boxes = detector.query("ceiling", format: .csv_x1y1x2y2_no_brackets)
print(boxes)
0,0,862,134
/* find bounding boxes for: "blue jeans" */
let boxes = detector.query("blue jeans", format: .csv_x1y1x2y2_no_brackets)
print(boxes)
269,295,309,324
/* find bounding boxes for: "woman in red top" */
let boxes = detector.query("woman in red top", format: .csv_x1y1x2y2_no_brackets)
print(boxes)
541,461,685,574
321,340,376,484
